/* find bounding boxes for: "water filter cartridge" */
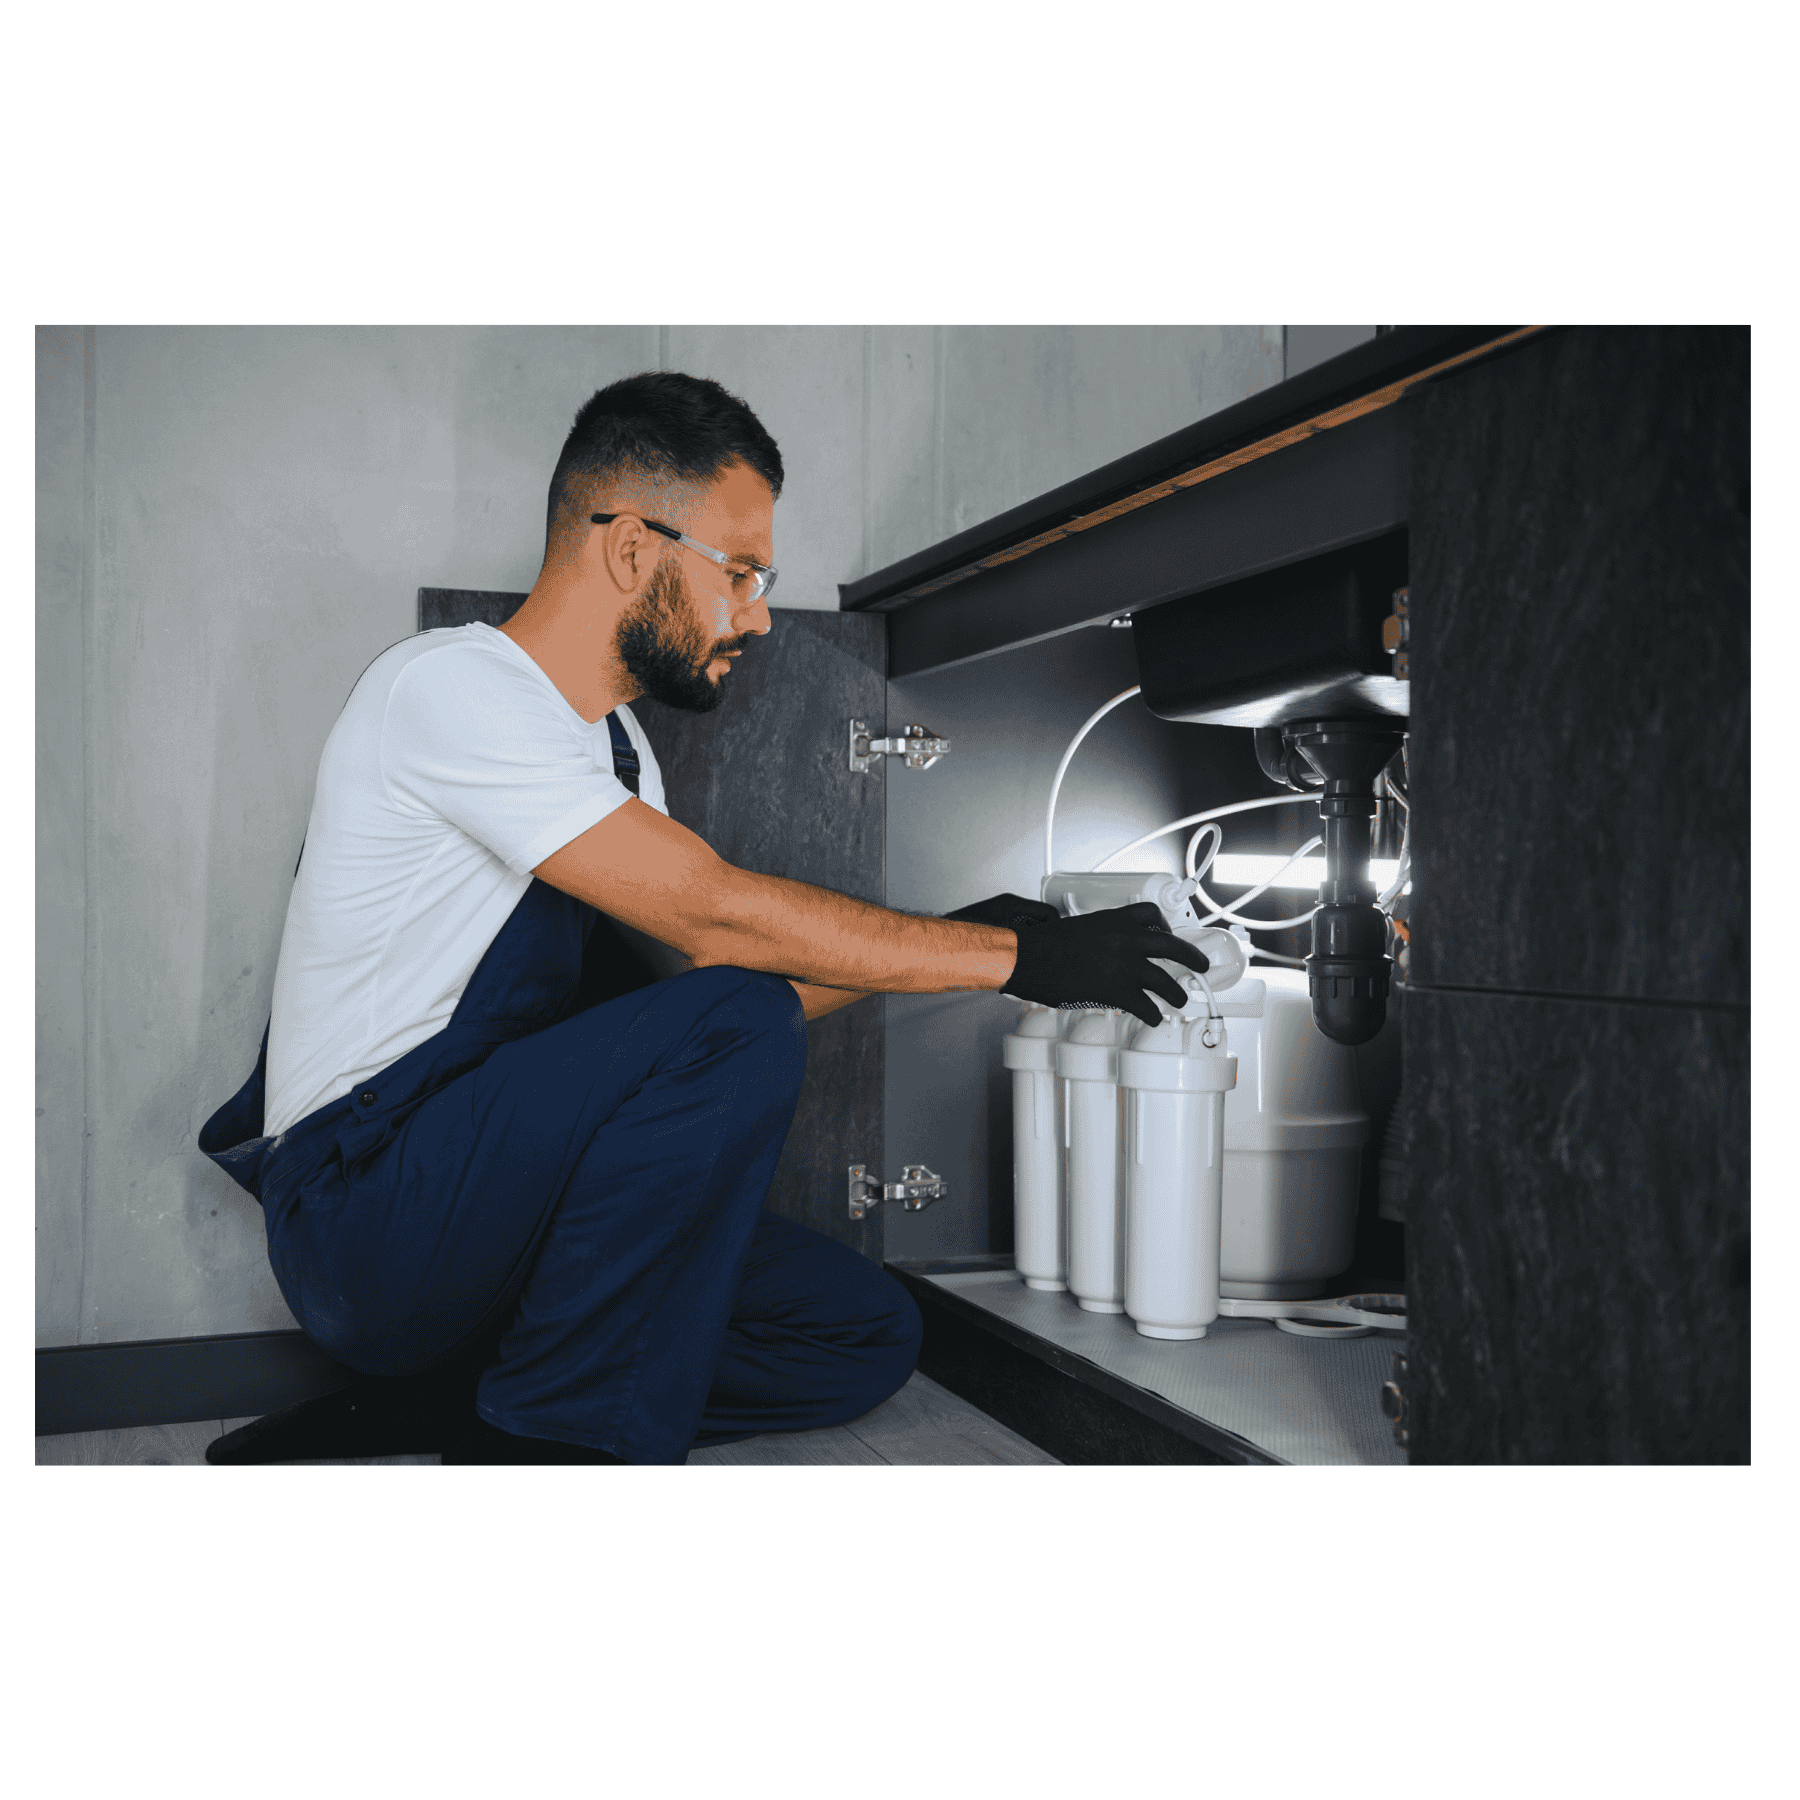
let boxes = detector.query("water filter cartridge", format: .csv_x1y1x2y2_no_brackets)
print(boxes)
1057,1007,1135,1314
1002,1003,1071,1291
1118,1010,1238,1339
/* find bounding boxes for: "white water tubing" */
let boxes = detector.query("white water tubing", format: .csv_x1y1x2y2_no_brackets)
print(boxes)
1183,822,1224,885
1377,816,1412,910
1192,835,1326,932
1194,834,1321,909
1093,792,1320,871
1045,686,1142,880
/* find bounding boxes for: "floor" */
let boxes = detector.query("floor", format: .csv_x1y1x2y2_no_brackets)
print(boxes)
34,1371,1059,1466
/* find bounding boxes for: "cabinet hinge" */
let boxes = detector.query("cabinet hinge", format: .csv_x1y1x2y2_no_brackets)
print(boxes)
849,720,951,773
1381,586,1410,680
848,1162,949,1220
1380,1349,1410,1447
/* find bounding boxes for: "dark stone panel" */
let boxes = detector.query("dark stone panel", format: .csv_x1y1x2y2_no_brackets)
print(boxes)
1407,326,1749,1006
889,1268,1264,1464
418,587,525,630
635,609,890,1258
1404,987,1748,1463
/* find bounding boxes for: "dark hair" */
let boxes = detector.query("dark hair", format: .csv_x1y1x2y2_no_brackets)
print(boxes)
544,370,784,555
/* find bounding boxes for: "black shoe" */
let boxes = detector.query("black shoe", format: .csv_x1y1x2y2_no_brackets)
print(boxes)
205,1367,471,1464
439,1408,626,1465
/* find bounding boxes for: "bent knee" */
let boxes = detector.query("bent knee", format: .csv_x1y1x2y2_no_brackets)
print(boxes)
854,1283,923,1413
685,964,801,1017
869,1272,924,1355
684,965,806,1057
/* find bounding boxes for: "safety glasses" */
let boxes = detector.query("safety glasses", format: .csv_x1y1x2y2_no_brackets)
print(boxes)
591,513,779,606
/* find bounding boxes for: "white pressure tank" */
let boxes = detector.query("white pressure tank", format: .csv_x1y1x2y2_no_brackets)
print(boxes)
1216,969,1369,1299
1118,1008,1237,1339
1056,1008,1135,1313
1002,1004,1071,1291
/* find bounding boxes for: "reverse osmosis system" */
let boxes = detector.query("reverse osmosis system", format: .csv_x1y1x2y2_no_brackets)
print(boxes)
1002,564,1413,1344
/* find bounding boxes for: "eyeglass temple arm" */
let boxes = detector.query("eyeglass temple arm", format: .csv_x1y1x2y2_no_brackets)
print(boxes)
592,512,774,581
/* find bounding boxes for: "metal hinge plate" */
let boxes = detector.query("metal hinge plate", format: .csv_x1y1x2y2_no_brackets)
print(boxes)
848,1162,949,1220
1382,586,1410,680
849,720,951,773
1380,1349,1409,1447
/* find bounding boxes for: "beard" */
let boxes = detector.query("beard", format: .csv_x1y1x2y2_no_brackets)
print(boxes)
615,553,750,715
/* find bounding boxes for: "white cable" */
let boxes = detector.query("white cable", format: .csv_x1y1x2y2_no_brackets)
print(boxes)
1183,822,1223,882
1194,896,1321,932
1046,686,1141,880
1377,851,1411,911
1249,948,1308,967
1194,970,1219,1018
1193,835,1324,928
1092,791,1318,870
1376,813,1412,910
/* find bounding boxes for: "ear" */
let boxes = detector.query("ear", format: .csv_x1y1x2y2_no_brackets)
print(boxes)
590,513,659,596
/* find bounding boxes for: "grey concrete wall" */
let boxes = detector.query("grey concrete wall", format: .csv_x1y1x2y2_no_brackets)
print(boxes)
36,324,1282,1346
1284,326,1380,379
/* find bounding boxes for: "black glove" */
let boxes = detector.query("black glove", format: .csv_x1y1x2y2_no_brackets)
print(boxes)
1004,902,1209,1029
943,892,1062,930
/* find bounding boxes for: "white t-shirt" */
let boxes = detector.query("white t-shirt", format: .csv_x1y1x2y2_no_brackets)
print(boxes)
263,623,667,1137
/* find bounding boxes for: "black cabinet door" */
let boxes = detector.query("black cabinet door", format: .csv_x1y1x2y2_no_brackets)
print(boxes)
632,609,889,1261
416,595,890,1262
1404,326,1749,1463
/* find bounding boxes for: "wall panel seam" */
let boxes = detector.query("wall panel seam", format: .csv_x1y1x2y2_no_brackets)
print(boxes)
1407,981,1746,1015
859,325,872,584
932,326,946,546
78,325,97,1344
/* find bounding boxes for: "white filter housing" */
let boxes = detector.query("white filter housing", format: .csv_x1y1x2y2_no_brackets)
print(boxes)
1217,970,1370,1299
1163,923,1246,995
1002,1004,1070,1291
1118,1013,1237,1339
1056,1009,1136,1314
1042,870,1194,925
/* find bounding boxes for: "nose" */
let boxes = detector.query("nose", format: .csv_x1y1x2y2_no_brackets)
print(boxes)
737,589,773,636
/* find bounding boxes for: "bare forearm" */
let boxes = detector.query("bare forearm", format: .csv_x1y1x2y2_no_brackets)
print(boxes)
697,867,1016,994
533,803,1016,996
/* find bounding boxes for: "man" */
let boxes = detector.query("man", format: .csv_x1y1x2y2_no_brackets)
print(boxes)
199,370,1204,1464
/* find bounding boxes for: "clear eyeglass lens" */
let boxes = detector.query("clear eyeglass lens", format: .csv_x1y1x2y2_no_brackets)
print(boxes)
729,564,769,604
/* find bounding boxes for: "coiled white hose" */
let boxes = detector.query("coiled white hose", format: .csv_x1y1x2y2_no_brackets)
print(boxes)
1192,835,1325,930
1182,822,1223,885
1048,700,1408,955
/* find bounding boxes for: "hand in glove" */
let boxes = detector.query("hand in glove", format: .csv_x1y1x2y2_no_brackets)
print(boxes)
942,893,1062,930
1004,902,1209,1028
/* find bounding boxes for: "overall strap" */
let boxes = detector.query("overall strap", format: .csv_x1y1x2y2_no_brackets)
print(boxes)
605,712,641,796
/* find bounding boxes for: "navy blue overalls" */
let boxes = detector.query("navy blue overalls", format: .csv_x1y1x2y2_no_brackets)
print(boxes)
198,713,920,1463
